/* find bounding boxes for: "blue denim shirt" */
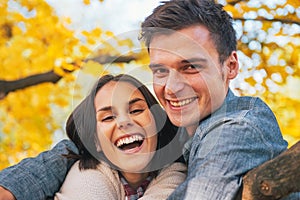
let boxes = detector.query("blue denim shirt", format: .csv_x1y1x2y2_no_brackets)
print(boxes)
167,90,299,200
0,90,299,200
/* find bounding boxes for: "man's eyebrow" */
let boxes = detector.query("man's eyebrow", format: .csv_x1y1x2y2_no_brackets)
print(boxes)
181,57,207,63
149,63,164,69
149,58,207,68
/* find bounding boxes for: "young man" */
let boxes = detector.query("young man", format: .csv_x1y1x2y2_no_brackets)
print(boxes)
0,0,297,199
139,1,295,199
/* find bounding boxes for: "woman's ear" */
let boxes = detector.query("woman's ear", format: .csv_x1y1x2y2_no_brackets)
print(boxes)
225,51,239,79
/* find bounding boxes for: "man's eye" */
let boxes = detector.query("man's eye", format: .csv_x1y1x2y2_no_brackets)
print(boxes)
184,64,203,72
152,68,169,74
187,64,198,69
101,116,115,122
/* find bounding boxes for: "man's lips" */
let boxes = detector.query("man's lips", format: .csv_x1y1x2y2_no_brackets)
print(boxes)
168,97,198,107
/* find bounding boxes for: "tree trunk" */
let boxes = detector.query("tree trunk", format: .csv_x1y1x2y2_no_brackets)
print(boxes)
243,141,300,200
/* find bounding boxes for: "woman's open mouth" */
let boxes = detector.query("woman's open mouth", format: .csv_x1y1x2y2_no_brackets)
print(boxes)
115,134,144,152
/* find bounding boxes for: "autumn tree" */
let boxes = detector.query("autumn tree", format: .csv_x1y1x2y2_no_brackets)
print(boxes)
0,0,299,169
0,0,146,169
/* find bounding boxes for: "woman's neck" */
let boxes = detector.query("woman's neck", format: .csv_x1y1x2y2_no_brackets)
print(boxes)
121,172,149,189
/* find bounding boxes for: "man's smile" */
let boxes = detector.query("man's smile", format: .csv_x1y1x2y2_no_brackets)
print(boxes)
168,97,198,107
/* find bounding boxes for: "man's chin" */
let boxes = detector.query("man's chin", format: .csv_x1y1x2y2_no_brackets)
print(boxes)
169,117,198,134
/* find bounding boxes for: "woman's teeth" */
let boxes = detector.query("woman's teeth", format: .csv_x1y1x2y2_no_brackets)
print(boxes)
116,135,144,149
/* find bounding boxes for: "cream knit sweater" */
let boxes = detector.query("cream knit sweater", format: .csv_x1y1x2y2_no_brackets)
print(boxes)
55,161,186,200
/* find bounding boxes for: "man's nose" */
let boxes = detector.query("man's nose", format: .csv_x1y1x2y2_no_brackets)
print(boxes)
165,70,185,95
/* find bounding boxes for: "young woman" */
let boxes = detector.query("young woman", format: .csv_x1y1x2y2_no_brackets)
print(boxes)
54,74,187,200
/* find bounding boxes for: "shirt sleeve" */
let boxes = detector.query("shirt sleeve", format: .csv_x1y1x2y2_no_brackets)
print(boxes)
168,117,288,200
0,139,78,200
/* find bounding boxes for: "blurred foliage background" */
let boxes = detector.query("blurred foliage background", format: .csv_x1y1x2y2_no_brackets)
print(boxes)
0,0,299,169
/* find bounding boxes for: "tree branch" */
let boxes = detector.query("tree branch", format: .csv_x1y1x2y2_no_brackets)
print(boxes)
243,141,300,200
0,54,137,100
0,70,63,100
85,55,136,64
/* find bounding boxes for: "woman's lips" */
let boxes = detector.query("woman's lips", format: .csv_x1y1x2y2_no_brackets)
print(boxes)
115,134,144,153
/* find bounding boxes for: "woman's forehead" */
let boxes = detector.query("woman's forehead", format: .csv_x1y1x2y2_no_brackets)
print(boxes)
94,81,145,106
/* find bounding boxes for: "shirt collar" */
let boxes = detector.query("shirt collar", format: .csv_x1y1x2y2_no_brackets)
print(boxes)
182,137,193,163
225,89,235,102
181,89,236,163
119,173,153,200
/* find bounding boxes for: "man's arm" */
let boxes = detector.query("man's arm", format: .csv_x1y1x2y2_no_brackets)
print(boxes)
0,139,78,200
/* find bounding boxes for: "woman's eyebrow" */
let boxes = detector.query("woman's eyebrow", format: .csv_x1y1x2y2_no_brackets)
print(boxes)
129,98,145,105
97,106,112,112
96,98,144,112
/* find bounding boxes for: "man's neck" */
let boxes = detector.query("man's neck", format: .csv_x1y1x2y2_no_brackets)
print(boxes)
186,125,198,137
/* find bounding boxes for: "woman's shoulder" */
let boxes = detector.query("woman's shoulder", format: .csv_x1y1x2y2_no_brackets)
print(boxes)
158,162,187,178
65,161,118,183
55,161,122,200
149,162,187,186
140,163,187,200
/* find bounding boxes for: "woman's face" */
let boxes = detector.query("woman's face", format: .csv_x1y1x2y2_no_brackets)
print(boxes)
94,81,157,173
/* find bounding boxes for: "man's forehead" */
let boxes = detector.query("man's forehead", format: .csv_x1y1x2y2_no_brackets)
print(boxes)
151,31,198,47
149,36,207,59
149,26,212,50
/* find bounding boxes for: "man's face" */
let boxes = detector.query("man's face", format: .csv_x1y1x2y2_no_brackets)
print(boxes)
149,25,238,135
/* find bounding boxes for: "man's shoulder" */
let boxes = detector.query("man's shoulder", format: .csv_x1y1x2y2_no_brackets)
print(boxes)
221,91,274,120
198,92,277,136
226,91,268,110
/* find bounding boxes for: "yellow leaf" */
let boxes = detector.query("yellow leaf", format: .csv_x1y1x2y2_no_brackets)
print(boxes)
83,0,90,5
244,76,256,86
118,38,134,48
91,28,102,37
79,45,91,55
81,60,104,76
287,0,300,7
105,31,114,37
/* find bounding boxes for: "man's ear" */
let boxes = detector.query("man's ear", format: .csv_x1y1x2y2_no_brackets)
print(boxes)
225,51,239,79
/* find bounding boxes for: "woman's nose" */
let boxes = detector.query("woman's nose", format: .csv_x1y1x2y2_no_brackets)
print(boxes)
117,116,133,130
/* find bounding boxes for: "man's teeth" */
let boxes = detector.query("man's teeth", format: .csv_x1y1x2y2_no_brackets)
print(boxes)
169,97,196,107
116,135,144,148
